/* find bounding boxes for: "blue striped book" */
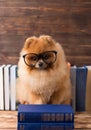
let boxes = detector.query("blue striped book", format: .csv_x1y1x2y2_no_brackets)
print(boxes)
18,122,74,130
76,66,87,111
18,104,74,123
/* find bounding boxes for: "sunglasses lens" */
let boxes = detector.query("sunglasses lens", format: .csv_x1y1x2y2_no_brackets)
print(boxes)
43,51,57,64
24,54,38,66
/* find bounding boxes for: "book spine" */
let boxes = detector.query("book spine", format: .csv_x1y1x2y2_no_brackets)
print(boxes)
70,66,76,111
4,65,11,110
86,66,91,111
0,65,5,110
18,112,74,123
18,123,74,130
76,67,87,111
10,65,17,110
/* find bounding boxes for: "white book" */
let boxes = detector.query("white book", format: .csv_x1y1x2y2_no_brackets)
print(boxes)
0,65,5,110
10,65,17,110
4,64,11,110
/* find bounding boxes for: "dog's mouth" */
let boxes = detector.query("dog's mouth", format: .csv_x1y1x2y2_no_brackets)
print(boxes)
30,60,52,70
34,60,48,69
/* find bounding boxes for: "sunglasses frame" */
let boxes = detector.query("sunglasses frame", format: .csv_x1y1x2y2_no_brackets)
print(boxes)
22,50,57,67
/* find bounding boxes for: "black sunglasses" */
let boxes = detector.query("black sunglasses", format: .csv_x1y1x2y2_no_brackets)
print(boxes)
22,51,57,67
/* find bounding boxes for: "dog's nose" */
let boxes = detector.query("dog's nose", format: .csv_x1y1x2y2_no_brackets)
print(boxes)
35,60,47,69
39,62,43,67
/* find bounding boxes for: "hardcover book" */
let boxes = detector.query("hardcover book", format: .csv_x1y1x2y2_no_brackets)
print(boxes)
18,122,74,130
0,65,5,110
86,66,91,111
76,66,87,111
70,66,77,111
18,104,74,123
10,65,17,110
4,64,11,110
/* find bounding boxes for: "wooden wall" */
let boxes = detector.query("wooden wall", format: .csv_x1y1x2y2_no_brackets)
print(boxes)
0,0,91,66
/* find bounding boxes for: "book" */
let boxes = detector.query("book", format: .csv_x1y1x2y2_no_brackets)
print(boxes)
18,105,74,123
76,66,87,111
86,66,91,111
70,66,77,111
10,65,17,110
4,64,11,110
0,65,5,110
18,122,74,130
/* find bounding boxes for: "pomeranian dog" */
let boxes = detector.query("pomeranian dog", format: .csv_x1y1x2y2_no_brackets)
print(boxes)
16,35,71,104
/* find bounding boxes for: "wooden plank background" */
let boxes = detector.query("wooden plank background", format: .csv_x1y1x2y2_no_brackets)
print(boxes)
0,0,91,66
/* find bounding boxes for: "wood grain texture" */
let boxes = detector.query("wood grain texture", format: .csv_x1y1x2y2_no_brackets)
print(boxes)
0,111,91,129
0,0,91,65
75,112,91,129
0,111,17,129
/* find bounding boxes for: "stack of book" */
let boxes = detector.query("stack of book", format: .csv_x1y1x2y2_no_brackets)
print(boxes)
18,104,74,130
70,66,90,111
0,64,17,110
1,64,91,112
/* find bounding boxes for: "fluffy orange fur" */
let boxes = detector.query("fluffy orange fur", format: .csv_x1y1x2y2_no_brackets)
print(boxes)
16,35,71,104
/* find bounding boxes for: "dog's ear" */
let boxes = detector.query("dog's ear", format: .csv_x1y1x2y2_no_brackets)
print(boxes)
46,36,53,44
39,35,55,45
24,36,37,49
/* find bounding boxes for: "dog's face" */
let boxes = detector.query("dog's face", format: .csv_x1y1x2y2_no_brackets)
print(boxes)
22,50,57,70
19,35,66,72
